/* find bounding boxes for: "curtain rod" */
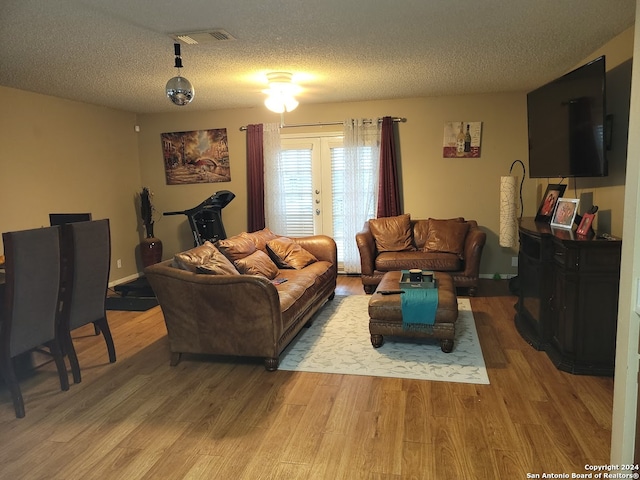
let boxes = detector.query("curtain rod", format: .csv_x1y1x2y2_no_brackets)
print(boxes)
239,117,406,131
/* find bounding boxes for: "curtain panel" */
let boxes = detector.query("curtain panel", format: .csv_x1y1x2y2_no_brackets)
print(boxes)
246,124,265,232
262,123,286,234
342,118,381,273
376,116,402,218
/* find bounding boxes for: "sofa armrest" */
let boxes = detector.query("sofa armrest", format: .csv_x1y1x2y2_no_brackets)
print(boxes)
144,261,284,354
292,234,337,266
461,224,487,279
355,221,376,275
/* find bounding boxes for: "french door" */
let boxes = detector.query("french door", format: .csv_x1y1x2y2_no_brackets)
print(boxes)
278,132,375,267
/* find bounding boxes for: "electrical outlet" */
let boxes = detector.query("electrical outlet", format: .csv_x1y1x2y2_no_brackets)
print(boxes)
511,256,518,267
117,259,122,269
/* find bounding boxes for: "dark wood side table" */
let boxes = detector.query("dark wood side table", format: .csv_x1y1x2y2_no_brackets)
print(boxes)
515,218,621,376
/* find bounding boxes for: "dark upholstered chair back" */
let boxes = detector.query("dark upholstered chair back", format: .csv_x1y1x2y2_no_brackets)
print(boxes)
63,219,111,329
59,219,115,383
1,226,69,417
3,226,62,356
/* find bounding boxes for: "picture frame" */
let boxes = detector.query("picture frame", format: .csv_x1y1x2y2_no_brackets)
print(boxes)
576,212,596,236
160,128,231,185
442,121,482,158
535,184,567,222
550,198,580,229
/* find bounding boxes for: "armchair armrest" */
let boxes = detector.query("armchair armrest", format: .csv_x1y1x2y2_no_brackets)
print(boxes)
461,223,486,279
355,221,376,275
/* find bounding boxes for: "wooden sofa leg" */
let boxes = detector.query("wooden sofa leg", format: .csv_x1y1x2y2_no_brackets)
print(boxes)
363,285,376,295
440,339,454,353
264,358,279,371
468,286,478,297
170,352,182,366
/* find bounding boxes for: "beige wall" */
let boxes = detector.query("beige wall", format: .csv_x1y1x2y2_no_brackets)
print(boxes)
138,93,531,278
0,86,143,284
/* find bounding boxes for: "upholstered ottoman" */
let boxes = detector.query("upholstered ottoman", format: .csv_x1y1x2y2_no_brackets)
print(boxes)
368,271,459,352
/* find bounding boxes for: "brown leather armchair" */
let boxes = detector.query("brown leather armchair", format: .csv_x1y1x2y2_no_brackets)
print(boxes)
355,215,486,296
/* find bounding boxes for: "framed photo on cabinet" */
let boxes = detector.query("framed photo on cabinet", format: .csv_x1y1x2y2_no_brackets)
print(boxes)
535,184,567,222
577,212,596,236
550,198,580,229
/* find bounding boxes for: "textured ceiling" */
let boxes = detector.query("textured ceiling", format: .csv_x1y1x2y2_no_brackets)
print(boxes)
0,0,635,114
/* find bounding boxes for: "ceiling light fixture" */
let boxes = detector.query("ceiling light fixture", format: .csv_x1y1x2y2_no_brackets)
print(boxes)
165,43,194,106
263,72,300,113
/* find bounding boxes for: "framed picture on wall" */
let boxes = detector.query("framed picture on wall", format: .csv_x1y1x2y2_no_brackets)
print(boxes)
535,184,567,222
442,121,482,158
160,128,231,185
550,198,580,229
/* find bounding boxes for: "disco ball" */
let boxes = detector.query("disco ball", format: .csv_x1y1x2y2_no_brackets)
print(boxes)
166,76,195,106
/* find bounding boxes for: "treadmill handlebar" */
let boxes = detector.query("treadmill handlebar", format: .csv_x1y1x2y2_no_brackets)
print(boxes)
162,190,235,216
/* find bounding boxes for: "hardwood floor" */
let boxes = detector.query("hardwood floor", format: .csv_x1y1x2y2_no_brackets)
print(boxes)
0,276,613,479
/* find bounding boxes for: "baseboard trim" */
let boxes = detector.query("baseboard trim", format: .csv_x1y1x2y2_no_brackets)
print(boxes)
479,273,517,280
109,272,142,288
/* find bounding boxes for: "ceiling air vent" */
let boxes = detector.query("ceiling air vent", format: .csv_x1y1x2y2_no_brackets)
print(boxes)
171,30,236,45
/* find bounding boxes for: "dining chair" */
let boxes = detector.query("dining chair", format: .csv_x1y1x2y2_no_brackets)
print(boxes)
58,219,115,384
0,226,70,418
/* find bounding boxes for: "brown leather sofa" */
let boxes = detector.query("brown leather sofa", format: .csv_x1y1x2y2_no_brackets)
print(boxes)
145,230,337,371
355,214,486,295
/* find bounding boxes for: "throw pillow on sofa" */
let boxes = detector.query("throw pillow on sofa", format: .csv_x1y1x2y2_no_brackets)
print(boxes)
369,213,415,252
267,237,317,269
241,228,278,252
174,241,239,275
216,234,257,262
234,250,279,279
424,219,470,257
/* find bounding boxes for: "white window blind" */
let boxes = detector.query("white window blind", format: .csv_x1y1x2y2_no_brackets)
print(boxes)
279,147,315,237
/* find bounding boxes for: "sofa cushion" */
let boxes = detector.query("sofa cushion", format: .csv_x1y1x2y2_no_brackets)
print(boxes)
217,234,257,262
196,255,239,276
369,213,415,252
267,237,317,269
424,219,470,257
413,217,464,250
241,228,279,252
174,241,239,275
234,250,279,279
173,241,215,272
375,251,462,272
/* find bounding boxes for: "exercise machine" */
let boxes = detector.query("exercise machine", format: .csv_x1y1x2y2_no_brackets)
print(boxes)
163,190,235,246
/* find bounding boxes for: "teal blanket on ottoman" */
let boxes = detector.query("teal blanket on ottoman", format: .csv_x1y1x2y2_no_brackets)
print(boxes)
401,288,439,330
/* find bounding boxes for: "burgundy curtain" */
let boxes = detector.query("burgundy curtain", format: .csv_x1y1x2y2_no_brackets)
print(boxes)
376,116,401,217
246,124,265,231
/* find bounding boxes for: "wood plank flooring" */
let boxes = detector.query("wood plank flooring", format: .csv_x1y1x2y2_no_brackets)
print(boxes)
0,276,614,479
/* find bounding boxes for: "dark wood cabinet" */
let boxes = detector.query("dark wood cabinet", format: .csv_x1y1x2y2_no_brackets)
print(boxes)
515,218,621,376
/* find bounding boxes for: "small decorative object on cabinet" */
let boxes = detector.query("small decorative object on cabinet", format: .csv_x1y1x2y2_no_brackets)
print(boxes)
514,218,621,376
140,187,163,267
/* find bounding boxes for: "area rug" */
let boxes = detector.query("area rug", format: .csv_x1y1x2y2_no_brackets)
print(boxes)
279,295,489,385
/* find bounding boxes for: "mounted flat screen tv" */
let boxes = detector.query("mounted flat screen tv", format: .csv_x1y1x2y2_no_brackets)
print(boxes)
527,55,607,178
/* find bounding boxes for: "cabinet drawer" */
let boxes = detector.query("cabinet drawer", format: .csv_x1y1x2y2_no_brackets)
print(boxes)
553,242,621,273
553,243,573,269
